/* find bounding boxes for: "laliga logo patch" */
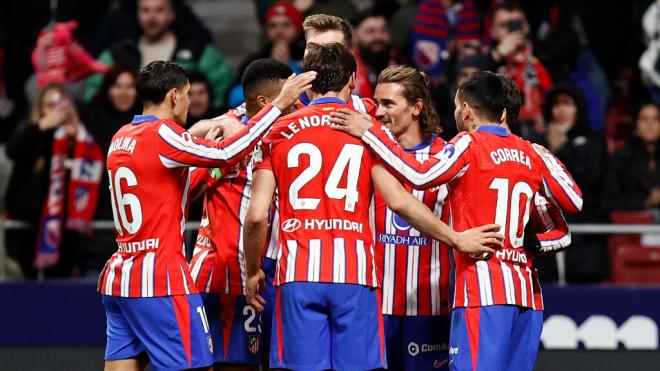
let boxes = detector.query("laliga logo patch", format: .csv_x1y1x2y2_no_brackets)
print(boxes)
408,342,420,357
281,218,302,233
392,213,412,232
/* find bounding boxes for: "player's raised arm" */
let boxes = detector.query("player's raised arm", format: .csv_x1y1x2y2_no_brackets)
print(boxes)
157,71,316,170
331,109,473,189
532,143,583,214
371,164,503,255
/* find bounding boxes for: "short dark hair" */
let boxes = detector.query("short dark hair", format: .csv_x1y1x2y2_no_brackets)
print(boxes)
351,7,387,29
136,61,188,105
499,74,521,126
241,59,293,99
493,1,526,17
457,71,508,123
303,43,356,94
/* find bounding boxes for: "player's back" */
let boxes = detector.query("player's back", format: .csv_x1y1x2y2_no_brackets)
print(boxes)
101,116,195,297
255,98,378,287
449,126,543,308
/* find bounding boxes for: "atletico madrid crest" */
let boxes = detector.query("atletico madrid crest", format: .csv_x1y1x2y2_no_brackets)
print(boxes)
248,335,260,354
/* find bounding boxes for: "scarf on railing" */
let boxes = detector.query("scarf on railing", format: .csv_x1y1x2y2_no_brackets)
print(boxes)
34,124,104,268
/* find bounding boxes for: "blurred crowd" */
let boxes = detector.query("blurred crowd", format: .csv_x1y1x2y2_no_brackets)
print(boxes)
0,0,659,283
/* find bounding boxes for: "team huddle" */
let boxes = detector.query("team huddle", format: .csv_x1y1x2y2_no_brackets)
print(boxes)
98,14,582,371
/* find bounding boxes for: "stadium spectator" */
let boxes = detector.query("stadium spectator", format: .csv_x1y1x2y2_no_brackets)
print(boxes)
91,0,213,56
6,84,103,278
244,1,305,72
487,2,552,126
541,83,609,282
79,66,141,276
185,70,223,128
84,0,234,108
351,9,398,98
605,102,660,218
229,1,306,107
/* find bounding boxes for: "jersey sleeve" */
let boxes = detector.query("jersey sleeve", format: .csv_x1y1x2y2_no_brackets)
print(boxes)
251,139,273,172
188,167,211,192
533,146,583,214
531,193,571,254
156,103,281,169
362,125,472,189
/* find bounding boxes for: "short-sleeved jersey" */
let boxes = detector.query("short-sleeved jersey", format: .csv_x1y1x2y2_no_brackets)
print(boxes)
373,137,451,316
189,108,253,295
253,97,380,288
362,124,583,309
99,104,281,298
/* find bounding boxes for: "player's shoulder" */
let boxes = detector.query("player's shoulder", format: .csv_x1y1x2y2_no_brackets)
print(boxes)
350,95,375,115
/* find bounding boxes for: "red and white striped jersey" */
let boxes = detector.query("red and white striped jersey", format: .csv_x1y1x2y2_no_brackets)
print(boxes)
362,124,583,309
261,95,375,263
189,162,253,295
99,104,282,297
373,137,452,316
188,106,253,295
253,97,381,288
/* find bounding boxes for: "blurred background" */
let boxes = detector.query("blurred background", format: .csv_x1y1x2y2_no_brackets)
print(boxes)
0,0,659,369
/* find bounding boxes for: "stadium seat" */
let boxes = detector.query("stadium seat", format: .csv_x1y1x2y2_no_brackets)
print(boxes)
609,211,660,283
610,244,660,283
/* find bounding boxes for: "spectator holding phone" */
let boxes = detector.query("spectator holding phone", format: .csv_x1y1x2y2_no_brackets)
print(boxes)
487,2,552,127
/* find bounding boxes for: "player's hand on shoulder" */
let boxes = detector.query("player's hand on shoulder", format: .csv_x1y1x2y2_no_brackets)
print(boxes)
189,115,243,139
272,71,317,111
531,142,550,156
454,223,504,258
246,269,267,312
329,108,373,138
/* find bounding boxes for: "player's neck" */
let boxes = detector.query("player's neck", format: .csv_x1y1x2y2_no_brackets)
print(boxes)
142,106,177,124
308,87,350,103
397,122,425,149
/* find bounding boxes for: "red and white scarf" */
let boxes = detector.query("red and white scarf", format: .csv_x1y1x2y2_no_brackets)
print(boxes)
34,124,104,268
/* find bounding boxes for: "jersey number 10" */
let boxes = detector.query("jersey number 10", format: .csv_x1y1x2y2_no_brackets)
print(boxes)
489,178,533,249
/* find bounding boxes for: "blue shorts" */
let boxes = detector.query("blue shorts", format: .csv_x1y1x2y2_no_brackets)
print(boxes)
270,282,386,370
383,314,450,370
449,306,543,371
102,294,213,370
260,257,277,356
200,293,261,365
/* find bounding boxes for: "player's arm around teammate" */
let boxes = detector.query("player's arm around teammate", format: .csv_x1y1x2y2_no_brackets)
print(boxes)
329,97,583,216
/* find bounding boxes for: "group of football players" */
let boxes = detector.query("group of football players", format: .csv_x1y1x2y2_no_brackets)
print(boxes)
99,13,581,371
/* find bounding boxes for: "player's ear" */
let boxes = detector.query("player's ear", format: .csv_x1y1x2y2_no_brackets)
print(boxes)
167,88,177,108
256,95,268,109
348,72,356,90
412,98,423,117
500,108,507,124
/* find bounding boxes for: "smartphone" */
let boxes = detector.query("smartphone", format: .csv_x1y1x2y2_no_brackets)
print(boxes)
507,19,523,32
